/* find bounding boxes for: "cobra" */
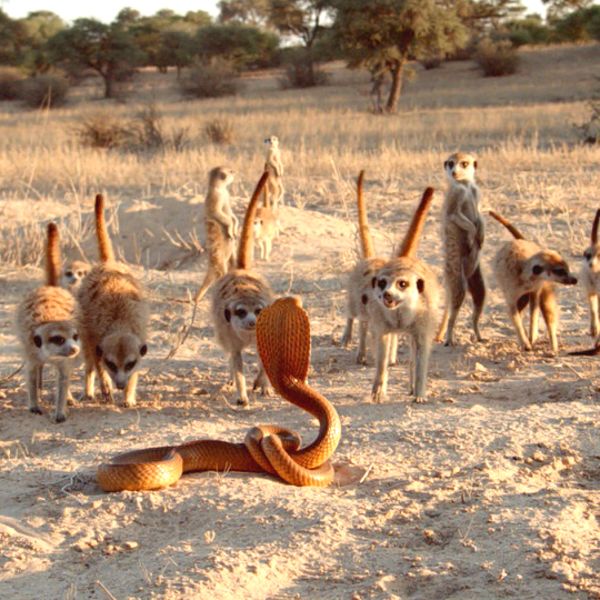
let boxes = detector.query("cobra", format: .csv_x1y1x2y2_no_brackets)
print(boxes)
96,296,341,491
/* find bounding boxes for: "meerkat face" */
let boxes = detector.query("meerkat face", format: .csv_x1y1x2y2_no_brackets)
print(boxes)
96,333,147,390
253,217,264,238
526,253,578,286
224,300,267,334
264,135,279,148
444,152,477,184
371,271,424,313
61,260,90,291
33,322,80,361
209,166,235,188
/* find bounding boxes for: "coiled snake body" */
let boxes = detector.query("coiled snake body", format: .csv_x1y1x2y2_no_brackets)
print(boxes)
96,297,341,491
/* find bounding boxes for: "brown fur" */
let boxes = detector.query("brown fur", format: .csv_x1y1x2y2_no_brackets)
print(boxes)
16,223,80,422
210,172,274,407
253,205,278,261
60,259,91,292
580,208,600,340
491,212,577,353
95,194,115,262
78,196,149,406
263,136,284,211
396,187,435,258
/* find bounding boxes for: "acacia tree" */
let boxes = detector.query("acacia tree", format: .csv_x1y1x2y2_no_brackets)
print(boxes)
19,11,65,74
47,19,145,98
331,0,468,113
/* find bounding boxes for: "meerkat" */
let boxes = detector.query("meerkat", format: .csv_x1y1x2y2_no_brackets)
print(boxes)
367,187,440,403
490,211,577,354
16,223,80,422
436,152,486,346
211,171,275,407
253,204,278,261
264,135,284,211
340,171,388,364
580,209,600,340
78,194,149,407
193,166,239,305
60,259,91,292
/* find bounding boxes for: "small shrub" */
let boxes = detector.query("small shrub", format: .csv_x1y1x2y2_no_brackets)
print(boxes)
475,39,520,77
204,118,235,145
0,67,24,101
77,113,133,149
133,105,191,152
420,56,443,70
180,61,240,99
576,101,600,145
19,73,69,108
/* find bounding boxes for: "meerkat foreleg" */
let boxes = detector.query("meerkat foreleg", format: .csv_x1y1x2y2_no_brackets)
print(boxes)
588,292,599,338
252,363,271,397
124,371,139,407
230,350,249,406
340,317,354,348
356,320,369,364
54,364,72,423
84,358,95,401
411,333,432,403
97,362,113,404
26,362,43,414
264,237,272,261
467,265,485,342
371,332,391,403
509,299,533,351
529,289,541,347
540,286,559,354
388,332,399,366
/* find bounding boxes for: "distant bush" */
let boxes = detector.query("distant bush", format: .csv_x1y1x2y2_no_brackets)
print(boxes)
0,67,24,100
475,39,520,77
576,101,600,145
278,50,329,89
553,6,600,42
506,16,551,47
77,113,133,149
420,56,443,70
18,73,69,108
179,61,240,99
203,118,235,145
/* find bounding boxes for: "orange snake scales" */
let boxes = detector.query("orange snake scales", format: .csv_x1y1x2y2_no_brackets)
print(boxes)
96,297,342,491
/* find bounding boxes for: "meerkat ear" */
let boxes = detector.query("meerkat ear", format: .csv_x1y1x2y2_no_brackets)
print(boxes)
371,277,377,289
443,160,448,169
474,160,478,169
139,344,147,357
417,279,425,294
96,345,103,358
532,265,543,275
361,293,368,305
224,308,231,322
33,335,42,348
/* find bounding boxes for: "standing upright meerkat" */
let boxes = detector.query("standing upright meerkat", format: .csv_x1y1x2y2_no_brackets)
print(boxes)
78,194,149,406
253,204,278,261
60,259,91,293
490,210,577,354
16,223,80,422
264,135,284,211
211,172,275,407
580,209,600,340
367,187,441,403
340,171,387,364
437,152,485,346
193,166,239,305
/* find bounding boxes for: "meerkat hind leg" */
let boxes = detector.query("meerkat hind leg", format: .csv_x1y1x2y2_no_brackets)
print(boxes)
371,333,391,403
26,362,43,414
412,335,431,403
356,320,369,365
230,350,249,407
54,365,72,423
540,287,559,354
467,265,486,342
252,364,271,397
124,371,139,407
443,271,467,347
340,317,353,348
529,290,541,347
510,295,532,351
588,293,599,338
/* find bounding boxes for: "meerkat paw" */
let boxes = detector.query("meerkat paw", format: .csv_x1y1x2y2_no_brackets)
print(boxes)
413,396,427,404
252,378,271,397
29,406,43,415
370,387,386,403
123,398,137,408
54,412,67,423
80,393,94,403
356,353,368,366
521,342,533,352
591,325,598,338
101,389,114,404
236,396,250,408
67,391,77,406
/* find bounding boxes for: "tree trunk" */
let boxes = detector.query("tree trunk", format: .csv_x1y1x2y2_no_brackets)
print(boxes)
385,60,404,114
103,74,113,99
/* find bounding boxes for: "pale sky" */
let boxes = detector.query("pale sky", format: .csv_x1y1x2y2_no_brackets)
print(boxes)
2,0,548,23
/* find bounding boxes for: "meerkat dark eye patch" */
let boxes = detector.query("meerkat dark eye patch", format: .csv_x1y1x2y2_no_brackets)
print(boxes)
417,279,425,293
125,360,137,371
446,160,454,169
377,279,387,290
96,345,103,358
584,251,592,260
254,307,262,315
65,271,73,277
361,293,368,305
224,308,231,322
139,344,147,357
49,335,65,345
474,160,478,169
33,335,42,348
235,308,248,319
105,360,117,372
532,265,543,275
73,334,79,341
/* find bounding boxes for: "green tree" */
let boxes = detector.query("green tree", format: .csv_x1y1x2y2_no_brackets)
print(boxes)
552,4,600,40
156,26,196,77
47,19,145,98
331,0,468,113
218,0,271,25
195,23,279,69
542,0,593,20
0,9,27,66
19,11,65,74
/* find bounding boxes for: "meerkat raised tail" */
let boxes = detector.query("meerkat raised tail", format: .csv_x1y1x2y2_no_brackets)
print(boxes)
78,194,149,407
211,172,275,407
436,152,485,346
367,187,441,403
340,171,387,364
60,259,91,292
490,210,577,354
264,135,284,211
16,223,80,422
193,166,238,305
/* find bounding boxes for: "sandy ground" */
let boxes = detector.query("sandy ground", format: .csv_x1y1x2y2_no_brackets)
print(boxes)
0,175,598,600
